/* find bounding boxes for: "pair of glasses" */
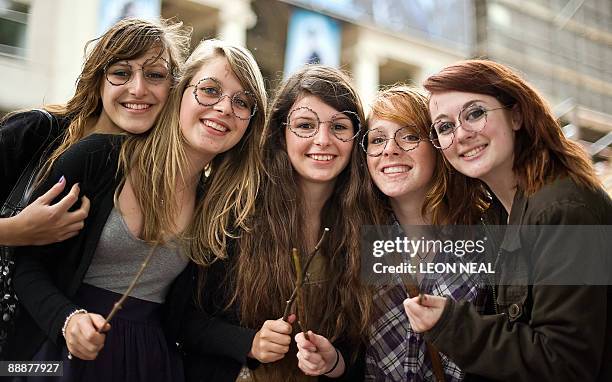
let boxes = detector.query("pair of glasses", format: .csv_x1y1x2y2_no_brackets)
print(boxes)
186,77,257,121
104,57,171,86
429,104,509,149
361,126,428,157
285,106,361,142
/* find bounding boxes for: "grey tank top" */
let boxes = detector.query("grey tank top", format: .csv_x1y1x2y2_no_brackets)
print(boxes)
83,207,189,303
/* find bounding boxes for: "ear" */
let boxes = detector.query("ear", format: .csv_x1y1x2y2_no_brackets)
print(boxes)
510,105,522,131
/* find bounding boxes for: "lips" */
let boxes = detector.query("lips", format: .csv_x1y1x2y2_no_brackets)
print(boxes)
460,144,487,158
121,103,152,110
382,165,411,174
307,154,335,161
202,119,229,133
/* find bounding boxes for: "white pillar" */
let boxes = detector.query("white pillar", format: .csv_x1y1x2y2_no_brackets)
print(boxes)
351,43,379,114
217,0,256,47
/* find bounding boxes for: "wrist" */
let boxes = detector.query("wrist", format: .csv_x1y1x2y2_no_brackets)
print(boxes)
62,309,87,339
0,215,24,246
323,347,340,376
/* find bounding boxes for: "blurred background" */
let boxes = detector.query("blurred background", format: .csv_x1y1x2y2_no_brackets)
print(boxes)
1,0,611,191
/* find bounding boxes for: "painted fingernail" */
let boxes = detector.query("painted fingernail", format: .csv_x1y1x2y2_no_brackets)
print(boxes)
58,175,65,184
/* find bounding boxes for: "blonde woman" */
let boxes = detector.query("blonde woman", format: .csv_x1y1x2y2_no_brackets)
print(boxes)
13,39,267,382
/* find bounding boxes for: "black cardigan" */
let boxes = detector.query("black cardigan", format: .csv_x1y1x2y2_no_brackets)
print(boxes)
0,110,68,204
12,134,194,360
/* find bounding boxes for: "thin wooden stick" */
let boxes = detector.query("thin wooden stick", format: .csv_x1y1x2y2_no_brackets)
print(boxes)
282,228,329,321
98,244,158,331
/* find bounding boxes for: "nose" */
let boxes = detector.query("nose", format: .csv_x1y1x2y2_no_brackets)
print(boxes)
128,70,148,97
213,94,233,116
313,123,332,147
454,123,476,143
382,137,402,157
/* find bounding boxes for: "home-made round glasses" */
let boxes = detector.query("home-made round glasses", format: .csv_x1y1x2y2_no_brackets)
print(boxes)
104,57,171,86
186,77,257,121
429,104,508,150
361,126,428,157
285,106,361,142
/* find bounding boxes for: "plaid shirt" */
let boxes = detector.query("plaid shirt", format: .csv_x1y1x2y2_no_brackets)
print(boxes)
365,223,488,382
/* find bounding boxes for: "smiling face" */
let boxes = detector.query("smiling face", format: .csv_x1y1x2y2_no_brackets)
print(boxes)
366,117,436,202
179,55,252,165
96,47,171,135
285,95,354,190
429,91,520,188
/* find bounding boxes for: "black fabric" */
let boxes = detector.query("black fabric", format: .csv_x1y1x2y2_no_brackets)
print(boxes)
11,134,192,361
0,110,68,359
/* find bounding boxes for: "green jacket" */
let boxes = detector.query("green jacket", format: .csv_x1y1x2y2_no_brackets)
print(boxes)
424,177,612,381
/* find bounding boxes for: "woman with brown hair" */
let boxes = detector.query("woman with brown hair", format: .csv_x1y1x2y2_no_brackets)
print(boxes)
13,38,267,381
0,17,190,359
183,65,371,381
361,85,491,381
404,59,612,381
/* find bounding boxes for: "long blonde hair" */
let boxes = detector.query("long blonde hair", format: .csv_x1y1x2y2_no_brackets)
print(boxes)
36,18,191,187
119,39,267,250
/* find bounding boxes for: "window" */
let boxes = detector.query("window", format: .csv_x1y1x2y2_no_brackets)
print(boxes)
0,0,30,57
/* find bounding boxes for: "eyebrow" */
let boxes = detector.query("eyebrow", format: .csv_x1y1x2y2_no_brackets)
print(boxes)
432,99,485,121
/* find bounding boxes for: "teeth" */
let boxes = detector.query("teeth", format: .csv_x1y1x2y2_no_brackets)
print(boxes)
123,103,151,110
462,145,486,157
383,165,410,174
203,120,228,132
308,154,334,161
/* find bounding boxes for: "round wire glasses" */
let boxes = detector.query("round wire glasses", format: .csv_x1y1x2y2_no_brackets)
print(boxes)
429,104,508,149
285,106,361,142
361,126,428,157
186,77,257,121
104,57,171,86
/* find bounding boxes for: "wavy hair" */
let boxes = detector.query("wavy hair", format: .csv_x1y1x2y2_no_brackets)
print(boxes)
119,39,267,250
233,65,372,374
423,59,600,195
37,18,191,187
362,85,489,225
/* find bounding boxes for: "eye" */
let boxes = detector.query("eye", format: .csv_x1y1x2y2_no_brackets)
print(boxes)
400,133,421,142
369,136,386,145
232,94,252,110
199,86,221,97
144,70,168,80
434,121,456,135
332,123,349,131
464,106,487,122
110,69,131,78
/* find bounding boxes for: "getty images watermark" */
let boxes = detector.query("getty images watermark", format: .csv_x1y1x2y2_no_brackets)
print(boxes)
360,225,612,286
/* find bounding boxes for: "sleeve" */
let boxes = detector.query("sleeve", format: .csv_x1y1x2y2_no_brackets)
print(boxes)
423,203,608,381
0,110,58,204
181,282,257,365
14,135,121,345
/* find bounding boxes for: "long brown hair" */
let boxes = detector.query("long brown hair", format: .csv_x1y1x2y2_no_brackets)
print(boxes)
362,85,489,225
119,39,267,248
423,59,601,195
37,18,191,187
233,65,371,367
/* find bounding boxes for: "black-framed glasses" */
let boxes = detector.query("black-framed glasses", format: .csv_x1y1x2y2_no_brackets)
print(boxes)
104,57,171,86
186,77,257,121
285,106,361,142
429,104,508,150
361,126,428,157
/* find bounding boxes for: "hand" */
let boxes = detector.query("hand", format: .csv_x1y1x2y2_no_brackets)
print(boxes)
248,315,295,363
11,178,90,245
64,312,110,360
403,294,447,332
295,331,345,377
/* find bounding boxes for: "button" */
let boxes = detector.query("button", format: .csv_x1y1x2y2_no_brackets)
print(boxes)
508,303,521,319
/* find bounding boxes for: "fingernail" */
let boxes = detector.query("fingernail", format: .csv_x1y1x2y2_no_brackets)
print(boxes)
58,175,65,184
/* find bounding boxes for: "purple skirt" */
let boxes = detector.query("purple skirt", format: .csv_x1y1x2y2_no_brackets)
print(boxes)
24,283,183,382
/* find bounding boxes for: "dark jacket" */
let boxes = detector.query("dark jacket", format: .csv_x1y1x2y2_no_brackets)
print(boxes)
12,134,194,360
424,177,612,381
0,110,68,204
182,238,364,382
